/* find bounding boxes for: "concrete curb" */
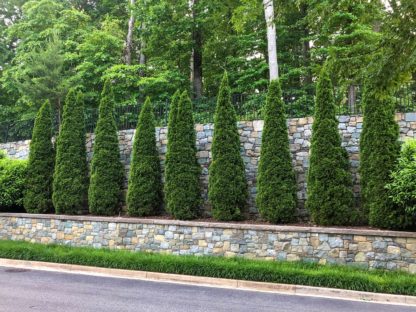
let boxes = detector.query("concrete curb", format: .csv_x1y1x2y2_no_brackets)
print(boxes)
0,258,415,307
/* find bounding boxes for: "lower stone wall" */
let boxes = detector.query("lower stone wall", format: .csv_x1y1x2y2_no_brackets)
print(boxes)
1,213,415,273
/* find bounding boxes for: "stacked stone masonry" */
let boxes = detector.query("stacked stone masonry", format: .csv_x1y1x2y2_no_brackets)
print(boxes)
0,214,415,273
2,113,416,217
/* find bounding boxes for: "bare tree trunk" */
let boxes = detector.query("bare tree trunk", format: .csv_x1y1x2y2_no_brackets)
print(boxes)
124,0,136,65
348,84,357,114
263,0,279,80
189,0,203,98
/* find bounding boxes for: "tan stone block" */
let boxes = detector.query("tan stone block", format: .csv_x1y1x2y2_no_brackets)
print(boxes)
131,237,138,244
358,242,372,252
298,118,307,126
355,252,366,262
406,243,416,252
41,237,50,244
354,235,367,242
223,241,230,251
287,254,300,262
409,264,416,274
86,236,93,242
213,248,223,254
223,229,234,236
198,240,208,247
310,236,320,248
387,246,401,254
224,251,236,258
155,235,165,241
64,234,73,240
56,232,64,240
319,258,327,265
84,224,93,230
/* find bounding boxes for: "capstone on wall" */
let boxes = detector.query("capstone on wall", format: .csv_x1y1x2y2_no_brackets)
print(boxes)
1,113,416,217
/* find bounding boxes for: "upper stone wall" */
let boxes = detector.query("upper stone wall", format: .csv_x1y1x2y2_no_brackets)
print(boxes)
2,113,416,218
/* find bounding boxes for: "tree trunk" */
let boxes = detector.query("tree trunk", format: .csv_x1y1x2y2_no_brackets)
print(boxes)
124,0,136,65
189,0,203,98
263,0,279,80
348,84,357,114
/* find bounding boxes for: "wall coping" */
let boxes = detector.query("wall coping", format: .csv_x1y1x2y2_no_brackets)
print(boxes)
1,213,415,238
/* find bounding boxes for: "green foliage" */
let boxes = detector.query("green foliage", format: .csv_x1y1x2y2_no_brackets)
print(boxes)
359,84,401,228
386,140,416,229
209,72,248,221
164,91,201,220
127,97,163,217
256,80,296,223
306,67,354,226
24,100,55,213
0,155,27,212
2,240,416,296
88,80,124,216
53,89,88,215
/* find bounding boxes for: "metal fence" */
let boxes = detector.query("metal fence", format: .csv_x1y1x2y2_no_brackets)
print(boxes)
1,82,415,143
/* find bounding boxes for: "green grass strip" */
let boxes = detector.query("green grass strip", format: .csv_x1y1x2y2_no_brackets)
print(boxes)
0,240,415,296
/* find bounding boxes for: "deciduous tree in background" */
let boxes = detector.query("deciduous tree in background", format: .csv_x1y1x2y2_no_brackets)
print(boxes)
24,100,55,213
209,72,248,221
53,89,88,215
127,97,163,216
257,79,296,223
88,80,124,216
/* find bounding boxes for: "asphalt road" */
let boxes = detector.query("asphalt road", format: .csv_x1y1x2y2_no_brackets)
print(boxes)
0,266,414,312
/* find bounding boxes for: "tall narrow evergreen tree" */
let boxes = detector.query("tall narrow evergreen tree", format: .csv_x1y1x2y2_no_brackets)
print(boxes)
164,90,180,211
209,72,248,221
24,100,55,213
53,90,88,215
257,80,297,223
360,83,400,228
164,91,201,219
127,97,163,216
88,80,124,216
306,67,354,226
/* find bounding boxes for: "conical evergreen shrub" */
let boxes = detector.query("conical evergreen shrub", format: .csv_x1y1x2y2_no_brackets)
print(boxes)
209,72,248,221
164,91,201,219
88,80,124,216
257,80,297,223
53,90,89,215
127,97,163,216
360,83,400,228
24,100,55,213
306,67,354,226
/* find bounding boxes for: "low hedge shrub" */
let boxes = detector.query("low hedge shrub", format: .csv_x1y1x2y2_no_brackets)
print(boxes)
0,153,27,212
0,240,415,296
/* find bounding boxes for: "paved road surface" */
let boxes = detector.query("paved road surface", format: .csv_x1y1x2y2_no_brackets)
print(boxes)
0,266,414,312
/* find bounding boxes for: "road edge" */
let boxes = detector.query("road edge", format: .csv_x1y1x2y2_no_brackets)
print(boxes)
0,258,415,307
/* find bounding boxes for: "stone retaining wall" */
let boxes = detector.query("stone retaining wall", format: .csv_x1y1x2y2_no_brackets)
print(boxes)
1,213,415,273
2,113,416,217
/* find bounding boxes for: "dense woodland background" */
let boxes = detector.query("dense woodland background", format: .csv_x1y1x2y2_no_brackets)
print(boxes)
0,0,415,128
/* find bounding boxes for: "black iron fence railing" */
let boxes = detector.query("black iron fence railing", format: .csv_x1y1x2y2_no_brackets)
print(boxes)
1,82,415,143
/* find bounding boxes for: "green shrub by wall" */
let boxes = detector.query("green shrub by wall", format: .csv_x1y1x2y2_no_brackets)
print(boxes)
53,90,89,215
306,67,354,226
127,97,163,216
209,72,248,221
24,100,55,213
88,80,124,216
360,84,400,228
0,153,27,212
257,80,297,223
165,91,201,219
386,139,416,229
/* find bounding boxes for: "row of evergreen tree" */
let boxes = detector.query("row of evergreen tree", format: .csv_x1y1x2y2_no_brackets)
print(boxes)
21,68,405,229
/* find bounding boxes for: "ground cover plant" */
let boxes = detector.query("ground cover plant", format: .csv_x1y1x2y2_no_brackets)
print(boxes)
0,240,414,296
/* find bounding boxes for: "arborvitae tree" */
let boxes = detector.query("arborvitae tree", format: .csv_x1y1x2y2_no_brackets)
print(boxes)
360,83,400,228
306,67,354,226
24,100,55,213
127,97,163,216
88,80,124,216
209,72,248,221
256,80,297,223
53,90,88,215
164,90,180,211
165,91,201,219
